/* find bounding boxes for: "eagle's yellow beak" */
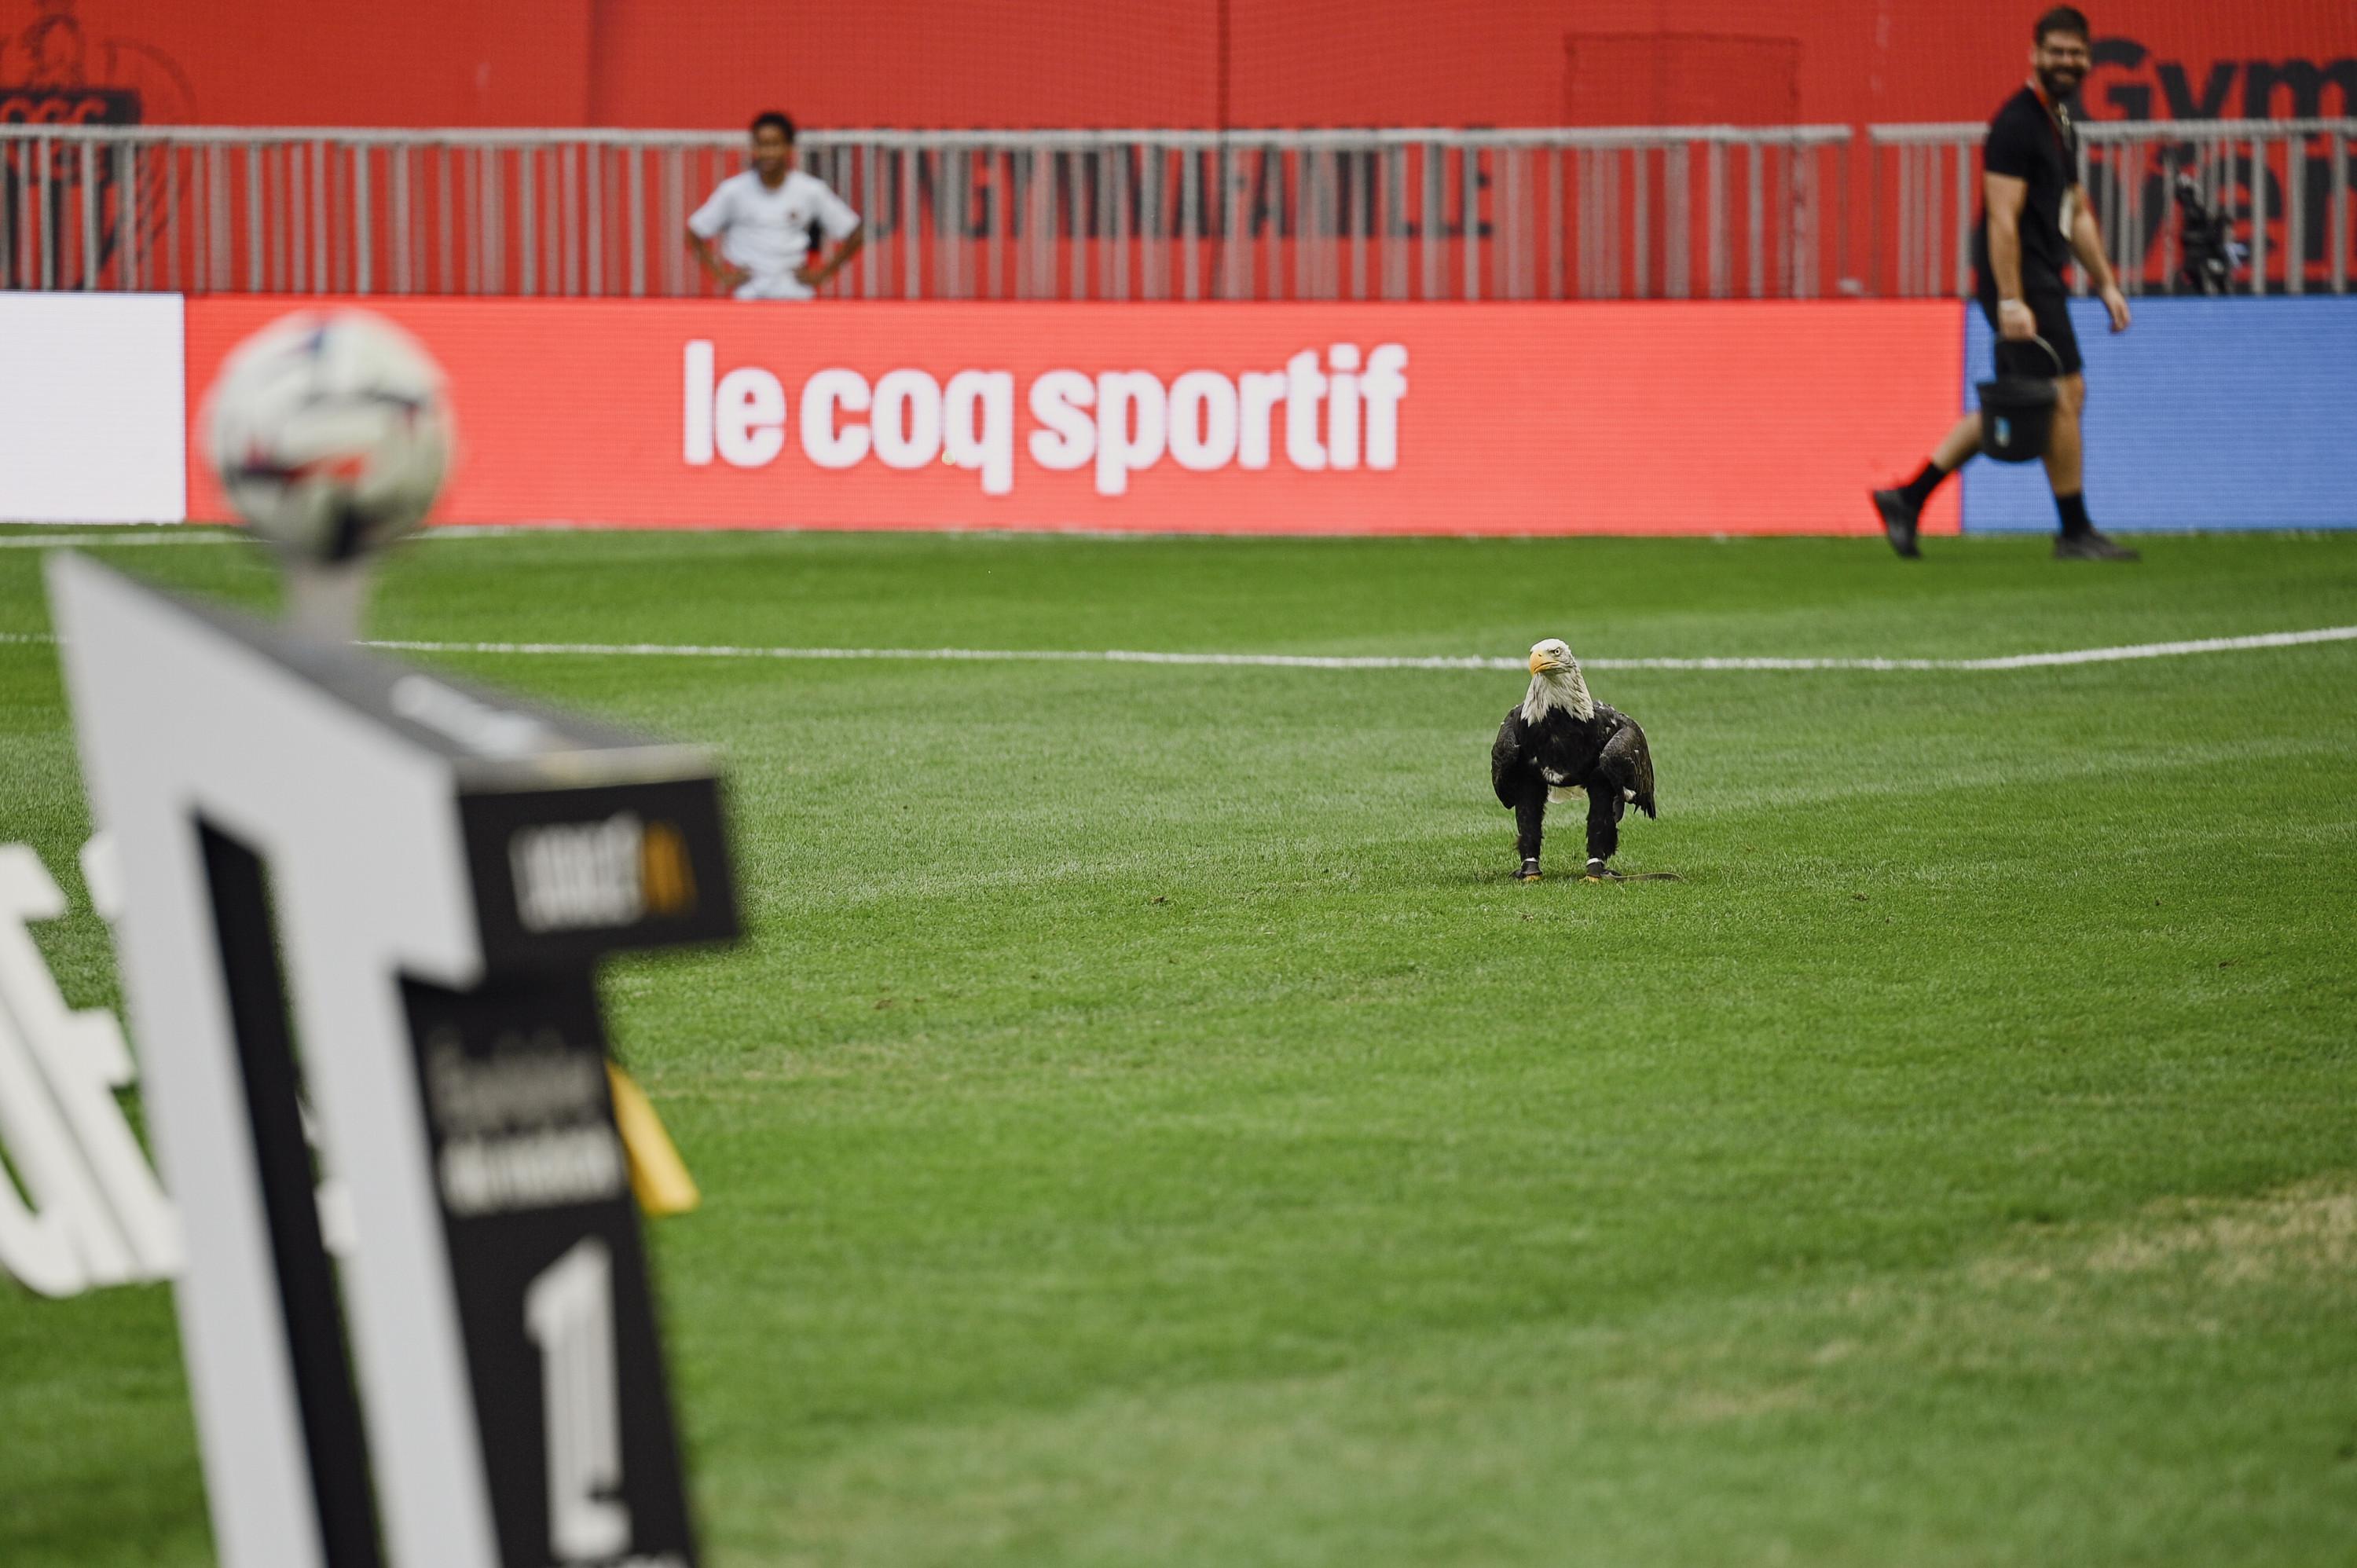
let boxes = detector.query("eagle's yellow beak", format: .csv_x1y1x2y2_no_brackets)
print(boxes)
1527,650,1549,673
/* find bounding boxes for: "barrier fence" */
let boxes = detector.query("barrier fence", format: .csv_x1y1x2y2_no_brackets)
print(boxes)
4,121,2353,302
1873,116,2356,298
15,123,1849,302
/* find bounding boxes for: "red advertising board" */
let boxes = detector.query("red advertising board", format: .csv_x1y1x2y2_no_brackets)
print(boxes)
184,299,1961,537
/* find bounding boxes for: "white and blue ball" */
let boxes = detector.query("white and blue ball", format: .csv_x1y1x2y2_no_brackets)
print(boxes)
204,310,453,562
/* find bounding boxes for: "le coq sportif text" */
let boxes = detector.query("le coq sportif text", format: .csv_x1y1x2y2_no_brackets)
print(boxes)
682,342,1409,497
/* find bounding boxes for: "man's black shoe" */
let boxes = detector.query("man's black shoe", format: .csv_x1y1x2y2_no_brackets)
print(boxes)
2053,529,2141,562
1871,489,1922,559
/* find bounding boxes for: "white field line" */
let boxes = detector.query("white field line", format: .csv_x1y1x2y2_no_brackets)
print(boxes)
0,531,240,549
0,527,501,547
357,625,2357,671
5,625,2354,670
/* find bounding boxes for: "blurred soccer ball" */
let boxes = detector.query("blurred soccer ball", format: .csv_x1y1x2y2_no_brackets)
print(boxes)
205,310,453,562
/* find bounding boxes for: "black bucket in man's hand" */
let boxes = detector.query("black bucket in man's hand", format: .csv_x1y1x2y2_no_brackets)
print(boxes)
1976,335,2063,463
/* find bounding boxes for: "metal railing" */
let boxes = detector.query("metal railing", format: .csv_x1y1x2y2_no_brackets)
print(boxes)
9,119,2352,302
1871,117,2357,298
0,123,1849,302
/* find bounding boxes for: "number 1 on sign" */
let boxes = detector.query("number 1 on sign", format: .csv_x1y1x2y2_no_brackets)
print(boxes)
524,1238,632,1562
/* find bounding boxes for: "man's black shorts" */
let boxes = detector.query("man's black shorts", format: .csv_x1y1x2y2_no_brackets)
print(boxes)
1972,270,2083,376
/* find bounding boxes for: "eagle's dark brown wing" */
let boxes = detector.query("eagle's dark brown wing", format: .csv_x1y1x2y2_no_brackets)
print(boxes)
1490,710,1527,809
1597,713,1656,819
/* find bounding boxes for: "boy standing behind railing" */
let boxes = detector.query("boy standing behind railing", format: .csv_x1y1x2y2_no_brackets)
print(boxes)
687,111,865,301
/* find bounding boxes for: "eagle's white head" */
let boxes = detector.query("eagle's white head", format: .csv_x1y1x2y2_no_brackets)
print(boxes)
1521,638,1595,724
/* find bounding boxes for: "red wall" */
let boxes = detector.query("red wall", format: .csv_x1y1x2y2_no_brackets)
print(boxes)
6,0,2352,130
0,1,590,126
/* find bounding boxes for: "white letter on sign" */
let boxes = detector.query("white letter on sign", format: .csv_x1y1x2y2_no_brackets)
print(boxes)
1326,344,1362,471
871,370,944,471
1362,343,1409,471
800,369,871,469
1283,350,1329,472
526,1238,631,1562
0,844,181,1297
1026,370,1095,472
1237,371,1285,471
681,342,715,466
1094,371,1166,497
943,371,1014,496
1168,372,1238,473
713,368,786,469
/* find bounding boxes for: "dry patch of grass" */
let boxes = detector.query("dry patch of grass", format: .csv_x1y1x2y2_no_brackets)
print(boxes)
2085,1180,2357,1284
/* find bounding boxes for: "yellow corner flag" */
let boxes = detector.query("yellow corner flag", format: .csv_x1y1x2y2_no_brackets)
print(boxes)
607,1064,701,1217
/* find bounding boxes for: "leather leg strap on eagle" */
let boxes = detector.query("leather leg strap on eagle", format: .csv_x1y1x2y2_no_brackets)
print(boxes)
1490,639,1668,884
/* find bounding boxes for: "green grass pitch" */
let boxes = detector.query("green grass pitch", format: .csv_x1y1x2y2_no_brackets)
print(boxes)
3,525,2355,1566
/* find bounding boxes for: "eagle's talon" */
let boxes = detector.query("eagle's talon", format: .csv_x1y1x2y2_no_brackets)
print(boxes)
1516,859,1543,883
1584,859,1625,882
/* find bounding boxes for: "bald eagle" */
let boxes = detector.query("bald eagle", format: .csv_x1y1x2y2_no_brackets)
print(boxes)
1490,639,1657,882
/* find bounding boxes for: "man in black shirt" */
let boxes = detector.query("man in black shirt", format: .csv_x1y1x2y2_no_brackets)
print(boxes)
1872,7,2140,562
